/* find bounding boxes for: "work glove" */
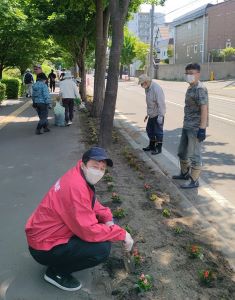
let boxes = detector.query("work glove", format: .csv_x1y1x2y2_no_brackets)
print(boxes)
157,115,164,125
197,128,206,142
105,220,114,227
123,232,134,252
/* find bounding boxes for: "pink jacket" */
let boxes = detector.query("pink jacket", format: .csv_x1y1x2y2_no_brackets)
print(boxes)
25,160,126,250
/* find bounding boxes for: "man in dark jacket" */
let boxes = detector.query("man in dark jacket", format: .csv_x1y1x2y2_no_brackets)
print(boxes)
48,69,56,92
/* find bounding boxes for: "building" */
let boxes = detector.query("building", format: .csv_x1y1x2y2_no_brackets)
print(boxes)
207,0,235,57
171,4,213,64
128,11,165,44
154,25,174,62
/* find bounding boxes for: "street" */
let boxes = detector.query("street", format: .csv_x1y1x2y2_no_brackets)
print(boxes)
116,79,235,267
116,79,235,205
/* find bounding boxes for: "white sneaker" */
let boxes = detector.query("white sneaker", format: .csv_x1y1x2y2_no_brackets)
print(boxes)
67,121,72,125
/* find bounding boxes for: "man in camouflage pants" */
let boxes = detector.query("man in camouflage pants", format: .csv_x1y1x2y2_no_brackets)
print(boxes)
173,63,209,189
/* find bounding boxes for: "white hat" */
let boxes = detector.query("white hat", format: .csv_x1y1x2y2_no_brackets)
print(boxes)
138,74,150,84
63,71,72,79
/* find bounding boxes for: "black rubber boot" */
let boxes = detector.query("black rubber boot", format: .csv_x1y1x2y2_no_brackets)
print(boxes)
43,127,50,132
152,143,162,155
143,140,155,151
35,129,42,135
180,179,199,189
172,172,190,180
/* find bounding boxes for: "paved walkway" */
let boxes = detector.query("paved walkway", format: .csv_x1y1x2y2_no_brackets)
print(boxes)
0,96,110,300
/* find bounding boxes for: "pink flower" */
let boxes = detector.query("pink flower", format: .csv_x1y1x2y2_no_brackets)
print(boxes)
140,273,145,280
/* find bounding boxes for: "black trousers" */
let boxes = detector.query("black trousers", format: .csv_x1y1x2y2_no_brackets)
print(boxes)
29,236,111,275
62,98,74,123
146,116,164,143
49,81,55,92
36,103,49,130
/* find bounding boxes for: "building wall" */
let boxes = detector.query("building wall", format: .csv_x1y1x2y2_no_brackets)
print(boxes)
156,62,235,80
207,0,235,51
128,12,165,44
175,16,208,64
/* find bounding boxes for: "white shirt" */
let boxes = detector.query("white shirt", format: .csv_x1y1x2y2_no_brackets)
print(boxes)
59,79,80,99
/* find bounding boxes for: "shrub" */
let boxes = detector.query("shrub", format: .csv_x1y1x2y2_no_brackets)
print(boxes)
1,79,20,99
0,82,6,103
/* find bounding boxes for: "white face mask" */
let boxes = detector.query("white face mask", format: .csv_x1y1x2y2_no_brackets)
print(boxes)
82,166,105,185
185,74,195,84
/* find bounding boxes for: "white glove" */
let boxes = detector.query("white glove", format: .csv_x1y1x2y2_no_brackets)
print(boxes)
123,232,134,252
157,115,164,125
105,220,114,227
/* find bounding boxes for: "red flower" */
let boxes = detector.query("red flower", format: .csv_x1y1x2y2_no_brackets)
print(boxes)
204,271,209,278
191,245,198,253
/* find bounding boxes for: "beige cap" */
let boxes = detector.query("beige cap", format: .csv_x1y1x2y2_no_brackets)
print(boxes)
138,74,150,84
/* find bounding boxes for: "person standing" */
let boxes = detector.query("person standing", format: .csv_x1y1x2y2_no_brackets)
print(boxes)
23,69,34,97
32,73,51,135
139,74,166,155
25,147,134,291
48,69,56,92
59,71,80,126
172,63,209,189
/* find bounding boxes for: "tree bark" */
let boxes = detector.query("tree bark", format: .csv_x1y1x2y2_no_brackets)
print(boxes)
119,64,123,79
99,0,130,148
0,64,3,80
77,38,87,101
91,1,110,117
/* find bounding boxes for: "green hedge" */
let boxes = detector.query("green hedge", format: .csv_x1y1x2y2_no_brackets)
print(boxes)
0,82,6,103
0,79,20,99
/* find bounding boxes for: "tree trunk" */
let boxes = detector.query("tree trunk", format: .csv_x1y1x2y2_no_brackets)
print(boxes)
99,0,130,148
128,64,130,80
91,2,110,117
77,38,87,101
119,64,123,79
0,64,3,80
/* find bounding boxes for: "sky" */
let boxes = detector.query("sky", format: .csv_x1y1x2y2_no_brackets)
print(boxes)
140,0,224,22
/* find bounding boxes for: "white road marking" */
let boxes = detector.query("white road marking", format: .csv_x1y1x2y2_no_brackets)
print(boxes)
115,109,235,213
167,100,235,124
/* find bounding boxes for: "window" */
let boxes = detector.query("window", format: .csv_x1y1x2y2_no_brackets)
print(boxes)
194,44,198,54
226,41,231,48
187,45,190,56
188,22,191,30
200,43,203,52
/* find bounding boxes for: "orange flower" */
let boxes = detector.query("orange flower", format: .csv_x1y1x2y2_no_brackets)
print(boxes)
191,245,198,253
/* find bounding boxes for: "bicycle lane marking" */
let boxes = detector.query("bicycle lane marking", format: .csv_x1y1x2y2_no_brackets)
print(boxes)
0,101,31,130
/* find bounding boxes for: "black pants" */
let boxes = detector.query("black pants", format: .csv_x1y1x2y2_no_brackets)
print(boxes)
29,236,111,275
62,98,74,123
36,103,49,130
49,81,55,92
146,116,164,143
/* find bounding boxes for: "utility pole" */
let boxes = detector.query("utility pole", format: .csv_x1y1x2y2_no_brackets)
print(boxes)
149,3,154,79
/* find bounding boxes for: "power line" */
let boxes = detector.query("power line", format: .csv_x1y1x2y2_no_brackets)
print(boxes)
150,0,222,20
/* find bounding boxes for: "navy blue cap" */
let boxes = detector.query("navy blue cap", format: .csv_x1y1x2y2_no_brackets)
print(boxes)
82,147,113,167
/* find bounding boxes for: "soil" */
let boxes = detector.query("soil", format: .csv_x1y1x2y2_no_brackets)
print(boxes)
78,109,235,300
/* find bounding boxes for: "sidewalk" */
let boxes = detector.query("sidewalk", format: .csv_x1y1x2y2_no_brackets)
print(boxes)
0,99,111,300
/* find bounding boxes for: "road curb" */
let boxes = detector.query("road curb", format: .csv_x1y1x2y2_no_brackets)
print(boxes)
114,114,235,273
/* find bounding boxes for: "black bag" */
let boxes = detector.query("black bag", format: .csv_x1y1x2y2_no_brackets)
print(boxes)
24,73,33,84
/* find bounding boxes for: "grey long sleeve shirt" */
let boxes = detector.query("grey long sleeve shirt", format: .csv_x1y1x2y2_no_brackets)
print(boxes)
145,81,166,118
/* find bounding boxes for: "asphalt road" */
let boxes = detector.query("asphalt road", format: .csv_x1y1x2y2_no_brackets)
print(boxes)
116,79,235,267
116,79,235,206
